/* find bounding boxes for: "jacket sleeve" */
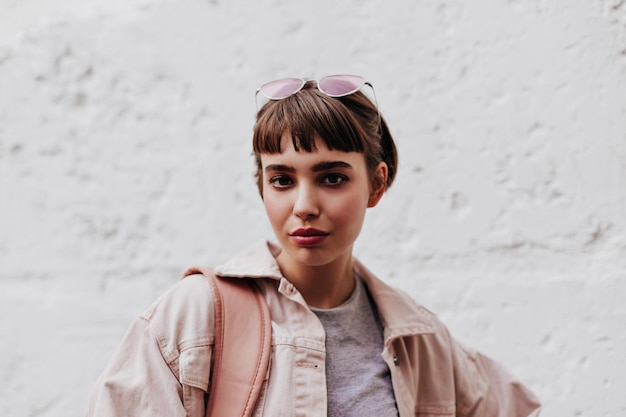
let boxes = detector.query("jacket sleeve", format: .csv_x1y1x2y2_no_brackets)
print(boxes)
451,337,542,417
86,275,215,417
86,317,187,417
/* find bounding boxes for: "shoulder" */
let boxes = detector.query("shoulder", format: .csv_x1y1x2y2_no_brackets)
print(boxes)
140,273,216,353
354,258,446,335
142,273,214,320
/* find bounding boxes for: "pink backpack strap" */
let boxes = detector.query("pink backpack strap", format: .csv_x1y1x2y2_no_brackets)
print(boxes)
183,267,272,417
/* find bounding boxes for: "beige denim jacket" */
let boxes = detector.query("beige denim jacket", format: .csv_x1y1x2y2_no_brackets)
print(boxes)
87,242,541,417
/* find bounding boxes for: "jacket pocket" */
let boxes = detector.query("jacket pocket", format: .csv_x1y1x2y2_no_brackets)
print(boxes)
415,403,455,416
180,345,212,390
180,345,213,417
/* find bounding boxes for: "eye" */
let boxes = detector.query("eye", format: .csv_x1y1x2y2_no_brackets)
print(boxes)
269,175,293,188
322,173,348,186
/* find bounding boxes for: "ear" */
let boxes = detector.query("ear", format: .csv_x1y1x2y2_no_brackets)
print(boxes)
368,162,388,208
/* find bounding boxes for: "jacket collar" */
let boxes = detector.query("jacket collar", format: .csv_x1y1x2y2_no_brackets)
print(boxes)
352,258,435,338
214,241,435,337
213,241,284,280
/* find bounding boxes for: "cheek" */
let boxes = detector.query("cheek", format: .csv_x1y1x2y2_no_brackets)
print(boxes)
263,191,289,225
329,192,369,224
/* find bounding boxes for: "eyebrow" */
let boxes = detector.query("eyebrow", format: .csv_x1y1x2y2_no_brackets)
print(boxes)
264,161,353,174
312,161,353,172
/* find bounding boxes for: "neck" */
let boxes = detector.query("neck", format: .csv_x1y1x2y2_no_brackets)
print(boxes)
276,250,355,309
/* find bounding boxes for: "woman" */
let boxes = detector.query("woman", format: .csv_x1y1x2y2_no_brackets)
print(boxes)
87,75,541,416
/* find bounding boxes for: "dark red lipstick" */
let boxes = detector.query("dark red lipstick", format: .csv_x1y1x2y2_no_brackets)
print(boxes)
289,228,329,246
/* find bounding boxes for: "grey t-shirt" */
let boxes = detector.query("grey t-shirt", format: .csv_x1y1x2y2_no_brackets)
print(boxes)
310,276,399,417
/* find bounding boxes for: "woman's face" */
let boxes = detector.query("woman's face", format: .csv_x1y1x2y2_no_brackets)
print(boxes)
260,134,385,269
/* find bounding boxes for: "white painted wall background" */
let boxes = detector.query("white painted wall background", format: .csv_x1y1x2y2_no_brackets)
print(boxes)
0,0,624,416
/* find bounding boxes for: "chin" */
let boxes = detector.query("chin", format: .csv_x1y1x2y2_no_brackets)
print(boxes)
282,241,353,269
286,246,331,266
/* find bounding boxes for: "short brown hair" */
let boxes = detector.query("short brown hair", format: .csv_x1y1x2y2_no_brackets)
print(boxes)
252,81,398,195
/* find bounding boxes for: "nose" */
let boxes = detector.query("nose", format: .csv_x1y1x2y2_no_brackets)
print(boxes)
293,183,320,219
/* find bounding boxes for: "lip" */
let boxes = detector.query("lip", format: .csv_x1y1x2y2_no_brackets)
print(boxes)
289,228,330,246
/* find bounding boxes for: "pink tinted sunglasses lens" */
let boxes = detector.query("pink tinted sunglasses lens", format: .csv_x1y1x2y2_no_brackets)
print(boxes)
318,75,366,96
260,77,305,99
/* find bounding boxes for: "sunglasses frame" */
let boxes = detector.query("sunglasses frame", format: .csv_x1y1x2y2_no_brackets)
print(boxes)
255,74,379,114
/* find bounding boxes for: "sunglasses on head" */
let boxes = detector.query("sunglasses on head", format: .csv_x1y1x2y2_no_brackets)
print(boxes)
255,74,379,112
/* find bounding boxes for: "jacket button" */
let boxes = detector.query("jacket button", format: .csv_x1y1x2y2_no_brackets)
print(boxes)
393,355,400,366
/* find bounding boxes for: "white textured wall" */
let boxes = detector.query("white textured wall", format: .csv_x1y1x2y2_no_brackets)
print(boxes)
1,1,624,416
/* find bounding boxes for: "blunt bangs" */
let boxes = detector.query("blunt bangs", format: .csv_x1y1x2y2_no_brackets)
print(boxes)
253,83,366,155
